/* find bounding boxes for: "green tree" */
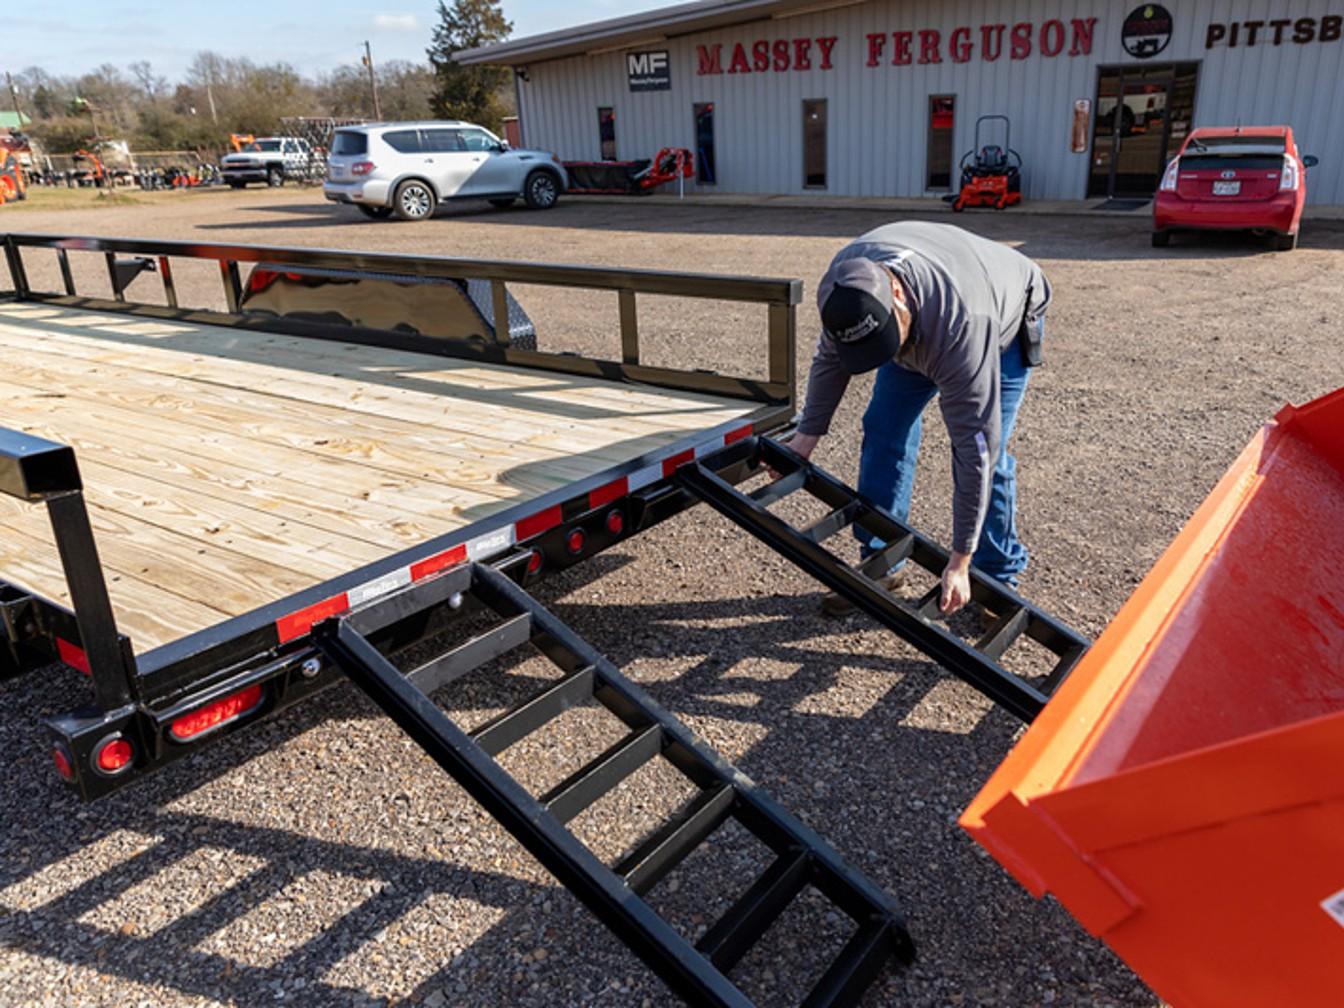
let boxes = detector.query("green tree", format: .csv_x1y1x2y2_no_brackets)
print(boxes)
427,0,512,131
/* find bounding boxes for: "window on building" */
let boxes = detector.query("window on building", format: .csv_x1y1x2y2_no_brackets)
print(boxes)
926,95,956,190
694,103,716,184
803,99,827,188
598,107,616,160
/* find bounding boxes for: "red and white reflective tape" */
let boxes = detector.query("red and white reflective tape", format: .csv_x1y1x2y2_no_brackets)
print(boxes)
275,421,753,644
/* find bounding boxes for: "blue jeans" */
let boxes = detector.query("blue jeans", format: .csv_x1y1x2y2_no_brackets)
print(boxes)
855,339,1031,586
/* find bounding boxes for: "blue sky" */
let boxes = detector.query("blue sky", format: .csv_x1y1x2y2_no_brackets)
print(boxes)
6,1,668,79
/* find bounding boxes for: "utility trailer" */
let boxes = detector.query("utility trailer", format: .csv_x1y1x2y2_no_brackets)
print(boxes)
0,232,1090,1006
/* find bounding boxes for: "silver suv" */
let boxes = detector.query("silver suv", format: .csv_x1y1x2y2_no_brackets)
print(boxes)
323,121,568,221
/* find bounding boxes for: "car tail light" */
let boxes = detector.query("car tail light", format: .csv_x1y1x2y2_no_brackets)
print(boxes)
1159,159,1180,192
93,735,134,775
352,161,376,176
1280,156,1300,191
170,684,264,742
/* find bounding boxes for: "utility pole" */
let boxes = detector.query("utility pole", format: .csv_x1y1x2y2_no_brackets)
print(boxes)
6,72,23,125
362,41,382,119
204,63,218,124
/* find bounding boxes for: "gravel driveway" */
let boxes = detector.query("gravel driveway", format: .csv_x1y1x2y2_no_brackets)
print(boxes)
3,187,1343,1007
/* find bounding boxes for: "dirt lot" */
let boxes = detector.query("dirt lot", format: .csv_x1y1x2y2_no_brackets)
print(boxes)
2,185,1343,1008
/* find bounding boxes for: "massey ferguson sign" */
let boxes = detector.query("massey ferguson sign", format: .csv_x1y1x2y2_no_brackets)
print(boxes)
695,18,1099,74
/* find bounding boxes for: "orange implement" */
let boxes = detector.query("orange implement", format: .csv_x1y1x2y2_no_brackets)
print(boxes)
962,386,1344,1008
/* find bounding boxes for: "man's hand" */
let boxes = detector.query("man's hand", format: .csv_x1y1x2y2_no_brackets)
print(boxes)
770,432,820,480
940,552,972,614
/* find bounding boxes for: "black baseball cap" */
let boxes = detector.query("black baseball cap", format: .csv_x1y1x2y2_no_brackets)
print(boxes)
817,258,902,374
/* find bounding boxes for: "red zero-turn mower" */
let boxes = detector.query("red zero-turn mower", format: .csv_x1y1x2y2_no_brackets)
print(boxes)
953,115,1022,211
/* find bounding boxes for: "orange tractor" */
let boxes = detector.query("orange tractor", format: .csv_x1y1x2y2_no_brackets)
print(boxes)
952,115,1023,212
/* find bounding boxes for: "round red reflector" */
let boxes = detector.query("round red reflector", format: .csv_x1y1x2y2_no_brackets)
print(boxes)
52,745,75,781
526,549,543,574
566,528,586,555
605,509,624,535
95,737,133,774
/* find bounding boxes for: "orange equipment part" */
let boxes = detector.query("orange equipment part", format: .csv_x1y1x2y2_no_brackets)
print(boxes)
961,385,1344,1008
230,133,256,153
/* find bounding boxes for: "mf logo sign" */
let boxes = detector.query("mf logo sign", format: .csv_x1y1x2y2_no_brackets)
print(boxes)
627,50,671,91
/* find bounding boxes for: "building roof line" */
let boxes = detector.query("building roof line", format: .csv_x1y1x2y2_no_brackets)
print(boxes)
454,0,862,66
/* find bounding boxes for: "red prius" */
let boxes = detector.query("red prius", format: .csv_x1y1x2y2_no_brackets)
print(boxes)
1152,126,1318,251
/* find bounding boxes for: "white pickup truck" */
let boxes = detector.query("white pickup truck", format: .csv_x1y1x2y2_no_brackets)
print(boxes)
221,137,313,187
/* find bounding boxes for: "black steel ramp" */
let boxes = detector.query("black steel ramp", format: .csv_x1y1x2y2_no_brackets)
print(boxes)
679,436,1090,723
313,560,913,1008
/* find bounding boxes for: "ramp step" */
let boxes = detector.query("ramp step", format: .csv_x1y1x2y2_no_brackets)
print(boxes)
696,849,811,971
679,435,1092,723
312,561,911,1007
801,921,902,1008
470,665,596,757
409,612,533,694
617,784,736,895
541,724,664,825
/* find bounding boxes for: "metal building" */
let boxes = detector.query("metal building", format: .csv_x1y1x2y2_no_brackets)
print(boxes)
458,0,1342,204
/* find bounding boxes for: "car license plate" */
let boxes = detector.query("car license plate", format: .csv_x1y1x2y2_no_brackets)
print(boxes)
1213,180,1240,195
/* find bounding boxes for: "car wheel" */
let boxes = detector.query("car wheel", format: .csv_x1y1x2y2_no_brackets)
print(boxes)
1273,231,1298,251
266,167,283,187
523,171,560,210
356,204,393,220
393,179,436,221
489,197,516,209
1151,230,1171,248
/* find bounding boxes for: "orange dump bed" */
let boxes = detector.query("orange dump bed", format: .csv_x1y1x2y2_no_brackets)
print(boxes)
961,387,1344,1008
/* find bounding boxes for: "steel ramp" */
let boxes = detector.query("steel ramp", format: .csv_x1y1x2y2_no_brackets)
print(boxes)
312,560,913,1007
679,436,1090,723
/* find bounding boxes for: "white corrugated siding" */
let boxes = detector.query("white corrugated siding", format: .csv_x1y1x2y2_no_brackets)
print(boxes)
516,0,1344,203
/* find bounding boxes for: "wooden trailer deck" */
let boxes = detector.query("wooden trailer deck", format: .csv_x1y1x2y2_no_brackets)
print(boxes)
0,301,753,653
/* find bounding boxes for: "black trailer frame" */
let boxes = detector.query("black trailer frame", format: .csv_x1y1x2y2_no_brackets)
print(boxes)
0,232,798,802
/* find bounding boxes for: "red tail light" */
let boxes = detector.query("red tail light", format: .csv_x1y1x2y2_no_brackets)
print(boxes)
351,161,376,176
93,736,134,775
170,683,264,742
566,528,586,555
526,549,544,575
606,509,624,535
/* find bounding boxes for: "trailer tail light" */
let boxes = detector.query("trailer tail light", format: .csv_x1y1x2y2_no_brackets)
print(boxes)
170,683,264,742
52,744,75,781
606,509,624,535
526,549,544,575
351,161,376,177
93,736,134,775
1159,159,1179,192
1280,156,1300,191
566,528,586,555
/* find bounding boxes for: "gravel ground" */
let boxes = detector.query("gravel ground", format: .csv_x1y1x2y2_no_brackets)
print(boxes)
3,186,1344,1007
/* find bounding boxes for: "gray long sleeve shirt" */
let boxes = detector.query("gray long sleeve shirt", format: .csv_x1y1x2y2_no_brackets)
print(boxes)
797,222,1051,554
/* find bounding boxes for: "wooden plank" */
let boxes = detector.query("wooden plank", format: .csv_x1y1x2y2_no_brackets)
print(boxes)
0,520,231,647
0,311,747,444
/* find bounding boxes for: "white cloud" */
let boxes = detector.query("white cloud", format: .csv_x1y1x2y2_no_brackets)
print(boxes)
373,12,418,31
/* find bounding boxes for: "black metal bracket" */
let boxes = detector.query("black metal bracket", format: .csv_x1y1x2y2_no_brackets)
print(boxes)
0,426,133,706
313,562,913,1007
679,436,1090,723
